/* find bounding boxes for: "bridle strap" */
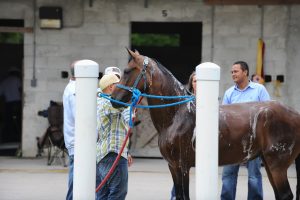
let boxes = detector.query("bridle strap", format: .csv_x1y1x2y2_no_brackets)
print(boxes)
132,56,149,91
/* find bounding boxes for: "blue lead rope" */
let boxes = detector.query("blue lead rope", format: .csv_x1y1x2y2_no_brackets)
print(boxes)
99,90,195,109
98,88,195,128
116,84,193,99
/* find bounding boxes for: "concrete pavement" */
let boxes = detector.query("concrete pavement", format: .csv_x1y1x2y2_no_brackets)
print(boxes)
0,156,297,200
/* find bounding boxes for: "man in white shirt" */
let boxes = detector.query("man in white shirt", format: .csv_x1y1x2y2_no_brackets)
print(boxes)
63,61,76,200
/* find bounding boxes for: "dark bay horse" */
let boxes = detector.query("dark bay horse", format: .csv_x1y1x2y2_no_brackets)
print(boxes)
111,49,300,200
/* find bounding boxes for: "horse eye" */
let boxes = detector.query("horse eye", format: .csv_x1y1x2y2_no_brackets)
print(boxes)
124,68,132,74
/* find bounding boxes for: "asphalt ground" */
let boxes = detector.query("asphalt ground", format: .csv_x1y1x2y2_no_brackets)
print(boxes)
0,156,297,200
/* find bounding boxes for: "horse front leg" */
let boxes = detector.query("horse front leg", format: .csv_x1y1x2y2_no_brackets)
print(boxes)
168,164,190,200
169,165,180,199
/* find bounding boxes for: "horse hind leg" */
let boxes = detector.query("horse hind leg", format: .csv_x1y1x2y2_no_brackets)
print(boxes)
262,156,293,200
270,170,292,200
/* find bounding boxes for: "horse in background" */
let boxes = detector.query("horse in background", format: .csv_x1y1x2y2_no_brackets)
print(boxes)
111,49,300,200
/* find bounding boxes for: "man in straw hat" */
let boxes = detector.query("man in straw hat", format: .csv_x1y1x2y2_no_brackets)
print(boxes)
96,73,131,200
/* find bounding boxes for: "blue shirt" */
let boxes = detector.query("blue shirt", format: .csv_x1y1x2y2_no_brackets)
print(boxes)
222,81,270,105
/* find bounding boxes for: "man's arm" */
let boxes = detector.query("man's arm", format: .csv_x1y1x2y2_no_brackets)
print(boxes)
121,107,131,125
222,90,230,105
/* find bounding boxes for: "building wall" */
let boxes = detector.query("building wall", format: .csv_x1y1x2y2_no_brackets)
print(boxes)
287,6,300,111
0,0,299,157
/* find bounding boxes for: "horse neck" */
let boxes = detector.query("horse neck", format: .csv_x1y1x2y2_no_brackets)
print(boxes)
147,64,186,97
145,65,187,131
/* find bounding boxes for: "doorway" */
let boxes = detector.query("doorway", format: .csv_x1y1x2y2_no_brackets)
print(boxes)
130,22,202,157
0,19,24,155
131,22,202,84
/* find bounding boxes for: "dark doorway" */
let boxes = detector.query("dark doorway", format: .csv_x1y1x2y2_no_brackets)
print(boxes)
131,22,202,84
129,22,202,158
0,19,24,156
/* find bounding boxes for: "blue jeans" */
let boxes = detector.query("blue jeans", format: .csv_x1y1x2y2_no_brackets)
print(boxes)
96,152,128,200
296,155,300,199
66,155,74,200
170,185,176,200
221,157,263,200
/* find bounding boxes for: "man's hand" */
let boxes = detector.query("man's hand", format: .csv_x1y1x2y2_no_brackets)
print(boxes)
128,154,133,167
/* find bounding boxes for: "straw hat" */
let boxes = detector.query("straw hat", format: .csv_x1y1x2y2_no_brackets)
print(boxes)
99,74,120,90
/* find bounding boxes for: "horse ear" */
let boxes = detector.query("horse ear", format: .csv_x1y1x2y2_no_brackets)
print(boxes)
134,49,140,55
126,48,139,59
126,47,137,59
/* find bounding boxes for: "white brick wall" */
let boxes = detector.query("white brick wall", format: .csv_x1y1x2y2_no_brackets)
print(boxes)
0,0,299,156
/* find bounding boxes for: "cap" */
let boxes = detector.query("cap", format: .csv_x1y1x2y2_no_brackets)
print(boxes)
99,74,120,90
105,66,121,78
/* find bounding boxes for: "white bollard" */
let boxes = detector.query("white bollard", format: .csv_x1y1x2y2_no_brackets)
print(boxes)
196,62,220,200
73,60,99,200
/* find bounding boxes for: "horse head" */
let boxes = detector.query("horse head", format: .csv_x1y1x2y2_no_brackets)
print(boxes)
111,48,153,108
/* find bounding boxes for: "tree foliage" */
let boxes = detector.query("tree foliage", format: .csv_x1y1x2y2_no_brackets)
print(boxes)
0,33,23,44
132,33,179,47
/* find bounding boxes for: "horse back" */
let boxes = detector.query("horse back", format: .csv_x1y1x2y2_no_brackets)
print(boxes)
219,101,300,166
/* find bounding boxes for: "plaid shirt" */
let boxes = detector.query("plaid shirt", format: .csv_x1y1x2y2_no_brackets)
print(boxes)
96,96,130,163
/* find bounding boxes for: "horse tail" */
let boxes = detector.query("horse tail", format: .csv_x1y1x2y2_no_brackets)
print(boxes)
296,154,300,200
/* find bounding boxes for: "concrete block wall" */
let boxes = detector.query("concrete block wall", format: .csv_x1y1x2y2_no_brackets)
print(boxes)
212,5,291,104
287,6,300,111
0,0,299,156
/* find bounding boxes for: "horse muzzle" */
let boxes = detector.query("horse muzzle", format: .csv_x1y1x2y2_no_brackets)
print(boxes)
110,97,126,108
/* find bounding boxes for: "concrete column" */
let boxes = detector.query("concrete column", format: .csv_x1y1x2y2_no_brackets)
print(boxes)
196,62,220,200
73,60,99,200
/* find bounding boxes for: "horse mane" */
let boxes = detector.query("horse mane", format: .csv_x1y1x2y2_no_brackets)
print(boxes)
151,58,190,95
152,58,169,75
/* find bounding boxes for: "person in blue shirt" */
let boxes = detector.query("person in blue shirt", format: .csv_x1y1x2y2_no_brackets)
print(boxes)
221,61,270,200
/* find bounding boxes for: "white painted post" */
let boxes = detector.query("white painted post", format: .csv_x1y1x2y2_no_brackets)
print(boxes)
196,62,220,200
73,60,99,200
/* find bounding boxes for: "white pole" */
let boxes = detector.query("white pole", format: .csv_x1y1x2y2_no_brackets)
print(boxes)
73,60,99,200
196,62,220,200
